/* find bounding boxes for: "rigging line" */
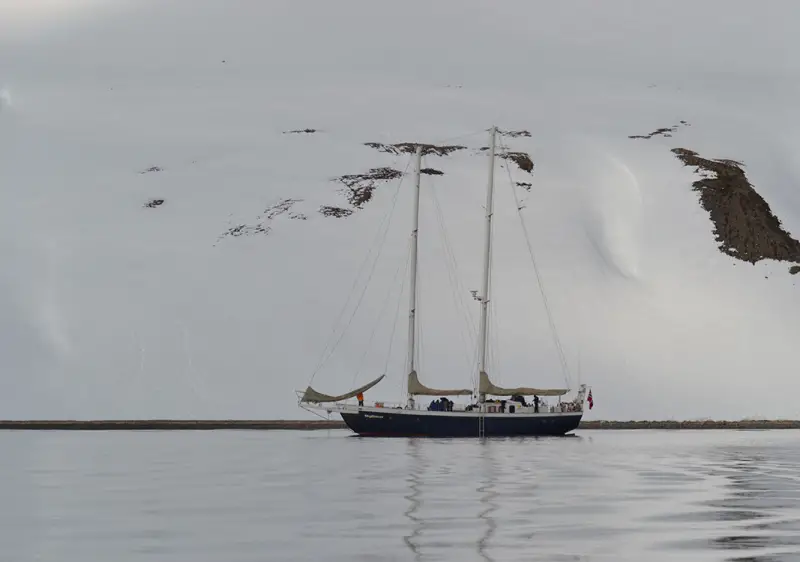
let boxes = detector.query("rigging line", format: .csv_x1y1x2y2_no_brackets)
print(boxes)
306,148,403,371
417,280,424,381
384,239,412,376
499,137,572,388
313,180,404,382
469,332,481,397
351,242,411,388
489,292,500,379
307,154,413,385
390,239,412,402
313,168,407,378
429,128,491,148
487,290,498,379
431,219,475,375
306,150,406,372
426,178,479,369
500,136,571,387
428,178,479,332
434,225,477,372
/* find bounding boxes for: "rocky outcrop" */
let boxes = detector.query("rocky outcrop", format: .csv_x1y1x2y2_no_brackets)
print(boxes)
501,151,534,173
364,142,466,157
629,121,690,140
478,146,534,173
335,167,403,208
671,148,800,265
217,198,303,240
498,129,531,138
319,206,353,218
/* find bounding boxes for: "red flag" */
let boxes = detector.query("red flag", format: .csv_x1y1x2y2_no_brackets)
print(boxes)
587,389,593,410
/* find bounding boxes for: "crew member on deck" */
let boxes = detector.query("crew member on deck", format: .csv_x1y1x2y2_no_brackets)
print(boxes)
357,392,364,407
533,395,540,413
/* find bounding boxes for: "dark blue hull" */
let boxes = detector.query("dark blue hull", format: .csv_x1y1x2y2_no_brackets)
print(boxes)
340,409,582,437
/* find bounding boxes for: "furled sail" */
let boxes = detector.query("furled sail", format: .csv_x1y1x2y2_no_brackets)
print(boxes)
479,372,568,397
407,371,472,396
300,374,385,403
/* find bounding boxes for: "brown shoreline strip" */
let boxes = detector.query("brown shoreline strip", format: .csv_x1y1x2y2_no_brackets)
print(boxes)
0,420,345,430
581,420,800,430
0,420,799,430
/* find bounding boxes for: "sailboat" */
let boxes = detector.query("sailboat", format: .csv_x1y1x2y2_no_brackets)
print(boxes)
298,126,590,437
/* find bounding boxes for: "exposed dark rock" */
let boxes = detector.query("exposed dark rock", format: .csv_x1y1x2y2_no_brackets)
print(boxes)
220,224,270,238
516,182,532,192
289,213,308,220
283,128,318,134
144,198,164,208
476,147,534,173
139,166,163,174
790,265,800,275
217,198,303,241
672,148,800,265
498,129,532,138
320,206,353,218
364,142,466,157
629,121,690,140
501,151,534,173
421,168,444,176
335,167,403,208
629,127,677,139
264,198,302,220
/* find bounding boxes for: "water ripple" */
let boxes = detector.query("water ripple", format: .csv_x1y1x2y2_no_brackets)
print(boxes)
3,429,800,561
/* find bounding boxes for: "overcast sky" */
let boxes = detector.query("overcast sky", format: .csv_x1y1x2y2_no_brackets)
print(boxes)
1,0,800,420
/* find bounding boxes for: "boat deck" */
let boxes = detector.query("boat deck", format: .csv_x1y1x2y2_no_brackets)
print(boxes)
320,402,583,418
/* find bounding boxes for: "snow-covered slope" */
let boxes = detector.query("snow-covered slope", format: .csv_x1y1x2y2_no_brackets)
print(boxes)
2,0,800,420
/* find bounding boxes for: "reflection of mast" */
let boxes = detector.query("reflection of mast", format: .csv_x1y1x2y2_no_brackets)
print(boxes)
402,439,423,561
477,441,498,562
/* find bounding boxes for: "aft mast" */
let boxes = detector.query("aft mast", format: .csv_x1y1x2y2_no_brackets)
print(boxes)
477,126,497,403
405,145,423,407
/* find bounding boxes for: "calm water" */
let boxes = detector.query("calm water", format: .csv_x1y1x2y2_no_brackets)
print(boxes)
2,429,800,561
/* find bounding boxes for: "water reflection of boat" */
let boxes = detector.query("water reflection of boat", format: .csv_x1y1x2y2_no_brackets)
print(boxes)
403,440,422,561
401,439,497,562
477,441,498,562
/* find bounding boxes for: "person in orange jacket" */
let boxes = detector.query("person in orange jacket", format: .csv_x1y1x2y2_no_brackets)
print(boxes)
357,392,364,407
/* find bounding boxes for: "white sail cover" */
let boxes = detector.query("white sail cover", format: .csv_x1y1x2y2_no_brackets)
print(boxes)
300,374,385,403
407,371,472,396
479,372,568,397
